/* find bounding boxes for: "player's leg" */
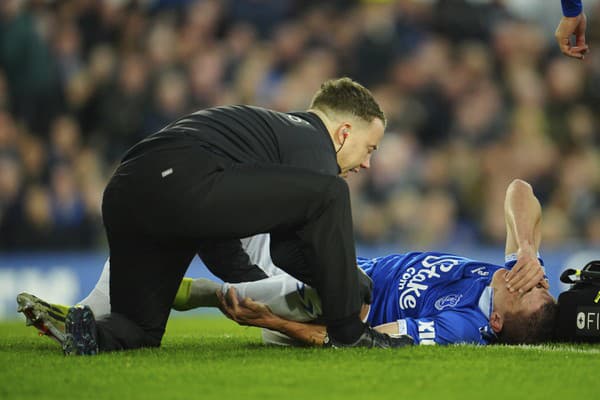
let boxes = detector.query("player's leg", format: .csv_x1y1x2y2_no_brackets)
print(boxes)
240,234,284,277
196,238,268,283
183,273,372,347
176,232,278,310
179,274,322,322
180,269,371,323
224,275,322,322
185,162,366,344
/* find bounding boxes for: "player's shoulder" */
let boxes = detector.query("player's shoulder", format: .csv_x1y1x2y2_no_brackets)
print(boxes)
434,309,491,344
388,251,471,266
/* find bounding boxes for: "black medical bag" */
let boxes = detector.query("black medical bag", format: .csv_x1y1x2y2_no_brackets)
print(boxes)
555,260,600,343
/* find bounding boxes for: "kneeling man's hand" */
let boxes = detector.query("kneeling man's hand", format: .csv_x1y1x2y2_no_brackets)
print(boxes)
217,287,275,327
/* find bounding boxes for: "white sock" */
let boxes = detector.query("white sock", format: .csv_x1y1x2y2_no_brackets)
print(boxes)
223,274,321,322
78,259,111,317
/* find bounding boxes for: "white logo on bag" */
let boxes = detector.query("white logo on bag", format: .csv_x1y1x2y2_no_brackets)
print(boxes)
577,312,586,329
577,311,600,330
398,256,461,310
435,294,463,310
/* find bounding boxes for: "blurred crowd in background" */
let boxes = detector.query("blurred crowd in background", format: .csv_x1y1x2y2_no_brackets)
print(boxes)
0,0,599,251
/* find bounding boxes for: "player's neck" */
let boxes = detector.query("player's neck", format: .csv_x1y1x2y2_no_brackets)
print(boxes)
490,268,510,314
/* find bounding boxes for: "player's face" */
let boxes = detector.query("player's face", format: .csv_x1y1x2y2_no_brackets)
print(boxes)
337,118,384,178
493,269,555,317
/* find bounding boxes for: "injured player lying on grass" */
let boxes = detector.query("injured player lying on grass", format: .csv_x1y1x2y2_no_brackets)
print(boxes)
17,179,557,347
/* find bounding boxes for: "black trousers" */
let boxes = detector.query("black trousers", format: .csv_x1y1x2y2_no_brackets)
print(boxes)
96,146,362,351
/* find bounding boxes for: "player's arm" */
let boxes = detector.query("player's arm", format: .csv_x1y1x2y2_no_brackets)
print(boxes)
556,0,588,59
372,313,486,345
504,179,548,293
217,287,328,346
216,287,371,346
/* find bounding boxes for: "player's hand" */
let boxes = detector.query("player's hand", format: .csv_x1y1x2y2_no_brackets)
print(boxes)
216,287,274,327
505,252,549,294
555,13,589,59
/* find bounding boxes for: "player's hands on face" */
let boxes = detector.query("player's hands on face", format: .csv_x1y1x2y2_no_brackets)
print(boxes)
555,13,589,59
505,251,549,294
216,287,274,327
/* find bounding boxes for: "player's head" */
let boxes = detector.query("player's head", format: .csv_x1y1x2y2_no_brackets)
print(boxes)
309,77,385,178
490,269,557,344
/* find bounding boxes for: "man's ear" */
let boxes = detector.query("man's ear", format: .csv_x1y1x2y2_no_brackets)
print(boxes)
490,311,504,333
335,123,352,144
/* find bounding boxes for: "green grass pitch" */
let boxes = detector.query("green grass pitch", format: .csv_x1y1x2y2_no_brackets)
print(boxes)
1,315,599,400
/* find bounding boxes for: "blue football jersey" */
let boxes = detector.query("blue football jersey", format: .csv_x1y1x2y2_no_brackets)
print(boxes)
358,251,542,345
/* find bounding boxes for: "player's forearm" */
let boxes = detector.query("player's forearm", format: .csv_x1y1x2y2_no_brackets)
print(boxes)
561,0,583,17
504,179,542,256
260,315,327,346
373,322,399,336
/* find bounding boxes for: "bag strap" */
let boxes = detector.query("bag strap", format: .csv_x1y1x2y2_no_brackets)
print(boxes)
581,269,600,281
583,260,600,272
560,268,579,284
560,265,600,285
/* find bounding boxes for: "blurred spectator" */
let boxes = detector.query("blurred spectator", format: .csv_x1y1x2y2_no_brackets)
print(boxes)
0,0,598,251
10,185,55,249
49,115,81,165
0,0,63,134
144,69,190,134
96,52,148,159
19,134,47,184
229,0,293,38
48,163,90,247
52,22,84,87
188,49,226,108
0,155,23,249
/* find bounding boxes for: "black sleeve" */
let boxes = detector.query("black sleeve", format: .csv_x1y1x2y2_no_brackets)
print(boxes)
197,239,268,283
285,148,340,175
278,111,340,175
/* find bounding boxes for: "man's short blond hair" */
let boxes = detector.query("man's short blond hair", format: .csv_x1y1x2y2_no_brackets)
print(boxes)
310,77,386,126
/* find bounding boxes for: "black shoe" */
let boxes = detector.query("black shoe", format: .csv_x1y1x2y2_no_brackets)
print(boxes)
63,305,98,356
324,326,414,348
